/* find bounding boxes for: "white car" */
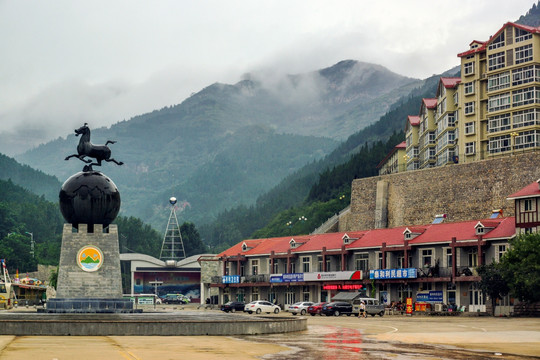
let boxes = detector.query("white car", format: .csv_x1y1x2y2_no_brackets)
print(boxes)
288,301,314,315
244,300,281,314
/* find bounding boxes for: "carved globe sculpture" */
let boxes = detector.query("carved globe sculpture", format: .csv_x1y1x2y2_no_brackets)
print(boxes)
59,171,121,227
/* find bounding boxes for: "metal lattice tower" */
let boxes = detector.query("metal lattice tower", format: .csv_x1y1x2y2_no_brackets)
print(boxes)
159,197,186,261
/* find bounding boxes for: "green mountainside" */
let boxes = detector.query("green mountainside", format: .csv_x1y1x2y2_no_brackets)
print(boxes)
0,153,61,202
16,61,420,230
200,70,454,250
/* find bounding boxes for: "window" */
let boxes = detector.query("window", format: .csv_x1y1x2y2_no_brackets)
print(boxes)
464,82,475,95
489,135,511,153
496,244,507,262
513,109,540,128
488,114,511,133
488,32,505,50
465,142,475,155
464,121,475,135
464,62,474,75
488,71,510,92
512,65,540,86
397,254,404,268
524,199,533,211
302,286,310,302
513,87,540,107
273,260,279,274
290,262,296,273
488,93,511,112
355,253,369,271
515,44,533,64
421,249,433,267
464,102,475,115
286,290,296,305
378,252,383,269
252,287,259,301
515,130,540,149
468,249,478,267
317,256,323,272
302,257,310,273
488,51,505,71
453,92,459,105
251,260,258,275
398,285,412,301
515,27,532,42
445,248,452,268
325,258,331,272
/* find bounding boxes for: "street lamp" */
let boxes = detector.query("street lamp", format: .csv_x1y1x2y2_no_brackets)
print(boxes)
25,232,34,258
510,131,519,154
298,216,307,222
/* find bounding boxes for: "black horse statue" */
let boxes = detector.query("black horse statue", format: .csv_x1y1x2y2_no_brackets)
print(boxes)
65,123,123,171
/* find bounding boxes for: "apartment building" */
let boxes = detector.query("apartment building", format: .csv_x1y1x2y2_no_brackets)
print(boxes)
377,141,406,175
385,22,540,175
458,22,540,161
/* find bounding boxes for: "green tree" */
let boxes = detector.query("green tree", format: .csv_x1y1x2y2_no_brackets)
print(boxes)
477,262,509,316
500,233,540,303
0,233,37,273
180,222,208,257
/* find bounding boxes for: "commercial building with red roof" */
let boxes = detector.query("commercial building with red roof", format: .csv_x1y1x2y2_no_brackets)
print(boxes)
204,181,539,315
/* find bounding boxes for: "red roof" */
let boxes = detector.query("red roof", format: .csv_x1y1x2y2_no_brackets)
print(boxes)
440,77,461,89
458,22,540,58
422,98,437,109
407,115,420,126
507,180,540,199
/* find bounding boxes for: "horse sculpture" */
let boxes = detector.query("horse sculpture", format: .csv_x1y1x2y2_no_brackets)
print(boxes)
65,123,123,171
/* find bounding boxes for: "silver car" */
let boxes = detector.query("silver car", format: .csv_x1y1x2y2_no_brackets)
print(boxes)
244,300,281,314
288,301,314,315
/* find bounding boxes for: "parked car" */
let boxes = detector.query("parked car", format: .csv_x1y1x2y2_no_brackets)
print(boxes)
244,300,281,314
321,301,353,316
351,297,385,317
307,302,327,316
288,301,314,315
160,293,190,304
221,301,245,313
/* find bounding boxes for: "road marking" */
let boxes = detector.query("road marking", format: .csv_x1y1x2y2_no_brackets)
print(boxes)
457,324,487,332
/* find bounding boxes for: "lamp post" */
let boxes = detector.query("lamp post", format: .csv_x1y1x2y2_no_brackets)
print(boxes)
24,232,34,258
510,131,519,155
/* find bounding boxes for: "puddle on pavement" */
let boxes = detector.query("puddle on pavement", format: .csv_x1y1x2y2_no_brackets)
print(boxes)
240,325,535,360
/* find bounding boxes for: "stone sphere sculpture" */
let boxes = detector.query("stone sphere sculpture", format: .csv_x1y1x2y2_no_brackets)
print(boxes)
59,171,121,227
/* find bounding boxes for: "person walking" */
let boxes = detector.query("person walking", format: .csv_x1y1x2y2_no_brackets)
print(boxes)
359,301,366,318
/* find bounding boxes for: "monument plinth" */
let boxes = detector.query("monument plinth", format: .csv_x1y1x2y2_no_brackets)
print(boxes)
44,123,135,313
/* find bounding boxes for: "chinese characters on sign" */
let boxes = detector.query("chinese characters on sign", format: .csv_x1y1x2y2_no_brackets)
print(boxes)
222,275,240,284
369,268,417,280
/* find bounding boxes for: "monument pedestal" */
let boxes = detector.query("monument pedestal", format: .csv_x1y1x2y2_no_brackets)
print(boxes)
43,223,137,313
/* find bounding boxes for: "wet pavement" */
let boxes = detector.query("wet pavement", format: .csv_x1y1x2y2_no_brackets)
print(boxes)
0,305,539,359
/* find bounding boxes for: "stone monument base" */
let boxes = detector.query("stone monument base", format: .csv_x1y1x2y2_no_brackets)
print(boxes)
41,298,140,313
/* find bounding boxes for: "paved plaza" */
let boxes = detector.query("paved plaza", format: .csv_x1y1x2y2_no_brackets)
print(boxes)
0,305,539,359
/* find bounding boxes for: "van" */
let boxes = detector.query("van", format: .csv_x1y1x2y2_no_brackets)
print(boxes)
352,297,385,317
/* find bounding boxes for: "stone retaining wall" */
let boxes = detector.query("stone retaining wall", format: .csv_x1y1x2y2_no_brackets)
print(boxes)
349,151,540,231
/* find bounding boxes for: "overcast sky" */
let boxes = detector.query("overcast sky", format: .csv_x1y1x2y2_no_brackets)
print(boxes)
0,0,536,155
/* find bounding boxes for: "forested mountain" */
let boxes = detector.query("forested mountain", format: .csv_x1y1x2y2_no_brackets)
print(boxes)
16,61,420,230
517,1,540,26
0,177,207,273
0,153,61,202
200,69,456,250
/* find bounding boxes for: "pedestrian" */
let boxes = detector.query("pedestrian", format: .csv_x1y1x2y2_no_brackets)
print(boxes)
359,301,366,318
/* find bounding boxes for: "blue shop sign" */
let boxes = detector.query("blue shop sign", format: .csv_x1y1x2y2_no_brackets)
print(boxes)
270,275,283,283
417,291,443,302
270,273,304,283
369,268,417,280
222,275,240,284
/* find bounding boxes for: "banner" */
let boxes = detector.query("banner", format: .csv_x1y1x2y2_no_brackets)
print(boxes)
222,275,240,284
369,268,417,280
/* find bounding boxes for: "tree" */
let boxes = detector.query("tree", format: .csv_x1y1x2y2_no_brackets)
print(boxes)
500,233,540,303
180,222,208,257
477,262,509,316
0,233,37,273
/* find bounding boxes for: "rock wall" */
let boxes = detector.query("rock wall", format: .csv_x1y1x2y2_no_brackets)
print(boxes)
348,151,540,231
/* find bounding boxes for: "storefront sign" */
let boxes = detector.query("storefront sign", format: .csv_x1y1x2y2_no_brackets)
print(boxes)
406,297,413,315
369,268,417,280
304,270,362,281
417,290,443,302
322,284,363,290
270,273,304,283
222,275,240,284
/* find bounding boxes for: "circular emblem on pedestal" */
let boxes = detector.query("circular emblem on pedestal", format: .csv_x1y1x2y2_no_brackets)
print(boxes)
77,245,104,272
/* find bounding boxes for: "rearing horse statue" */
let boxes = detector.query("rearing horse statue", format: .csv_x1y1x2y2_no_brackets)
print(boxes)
65,123,124,171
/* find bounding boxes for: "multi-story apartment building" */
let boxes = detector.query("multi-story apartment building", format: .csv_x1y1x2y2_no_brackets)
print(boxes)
458,22,540,161
405,115,420,170
377,141,406,175
435,77,461,166
205,180,539,315
418,98,438,169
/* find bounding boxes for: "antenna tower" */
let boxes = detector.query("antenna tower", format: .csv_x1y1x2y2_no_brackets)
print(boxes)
159,197,186,261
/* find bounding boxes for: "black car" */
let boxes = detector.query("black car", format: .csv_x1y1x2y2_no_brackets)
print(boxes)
221,301,245,313
321,301,353,316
